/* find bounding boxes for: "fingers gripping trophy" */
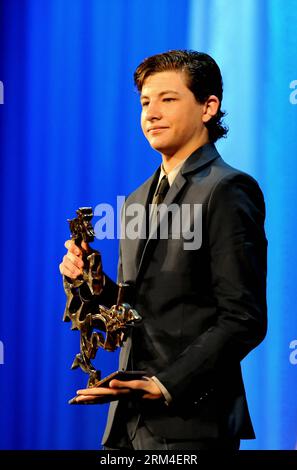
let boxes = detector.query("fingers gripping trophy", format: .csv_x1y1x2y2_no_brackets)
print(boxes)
62,207,142,403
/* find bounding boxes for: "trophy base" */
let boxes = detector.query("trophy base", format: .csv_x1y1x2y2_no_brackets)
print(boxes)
68,370,146,405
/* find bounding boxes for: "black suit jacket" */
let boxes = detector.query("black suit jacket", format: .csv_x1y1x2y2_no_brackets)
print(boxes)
102,143,267,443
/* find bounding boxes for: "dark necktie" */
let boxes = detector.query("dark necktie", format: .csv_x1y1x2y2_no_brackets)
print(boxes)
152,175,170,205
148,175,170,238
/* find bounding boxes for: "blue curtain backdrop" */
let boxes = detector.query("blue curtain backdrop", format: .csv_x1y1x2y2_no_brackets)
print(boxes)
0,0,296,450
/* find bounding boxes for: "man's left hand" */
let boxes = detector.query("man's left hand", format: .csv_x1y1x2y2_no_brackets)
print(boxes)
109,377,163,400
75,377,162,403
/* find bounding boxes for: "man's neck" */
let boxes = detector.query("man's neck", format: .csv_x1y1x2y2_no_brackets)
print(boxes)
161,137,209,173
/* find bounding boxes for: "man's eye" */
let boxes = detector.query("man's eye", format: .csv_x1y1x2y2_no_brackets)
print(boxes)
163,98,175,102
141,102,149,107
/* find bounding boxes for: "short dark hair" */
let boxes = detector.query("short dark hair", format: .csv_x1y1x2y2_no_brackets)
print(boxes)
134,49,228,142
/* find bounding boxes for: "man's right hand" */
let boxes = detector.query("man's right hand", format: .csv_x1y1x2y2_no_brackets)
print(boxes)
59,239,89,279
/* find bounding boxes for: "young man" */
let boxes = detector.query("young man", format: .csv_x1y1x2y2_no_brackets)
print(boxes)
60,50,267,450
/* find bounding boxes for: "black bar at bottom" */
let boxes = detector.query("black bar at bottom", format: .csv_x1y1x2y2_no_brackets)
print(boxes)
0,450,296,467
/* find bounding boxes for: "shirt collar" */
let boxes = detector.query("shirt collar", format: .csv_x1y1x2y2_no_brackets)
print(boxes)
158,160,185,187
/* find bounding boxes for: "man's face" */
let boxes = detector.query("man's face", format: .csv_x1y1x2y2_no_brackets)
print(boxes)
140,70,207,158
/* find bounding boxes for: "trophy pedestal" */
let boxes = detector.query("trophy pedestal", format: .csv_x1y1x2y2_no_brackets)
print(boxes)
68,370,146,405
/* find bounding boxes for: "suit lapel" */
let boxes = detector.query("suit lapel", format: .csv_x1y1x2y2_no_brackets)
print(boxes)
136,143,220,281
135,170,159,263
121,143,220,283
120,169,159,282
136,171,187,279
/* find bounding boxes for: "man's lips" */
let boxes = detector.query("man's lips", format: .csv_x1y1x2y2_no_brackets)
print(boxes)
147,126,169,134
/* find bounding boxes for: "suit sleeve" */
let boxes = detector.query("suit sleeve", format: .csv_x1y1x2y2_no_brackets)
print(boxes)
155,173,267,400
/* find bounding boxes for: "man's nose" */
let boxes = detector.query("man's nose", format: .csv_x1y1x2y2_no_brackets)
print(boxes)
145,102,162,121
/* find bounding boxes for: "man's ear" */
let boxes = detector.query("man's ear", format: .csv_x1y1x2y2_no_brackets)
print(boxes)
202,95,220,123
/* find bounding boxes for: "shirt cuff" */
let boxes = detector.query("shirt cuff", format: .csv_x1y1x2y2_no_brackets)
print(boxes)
151,376,172,405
